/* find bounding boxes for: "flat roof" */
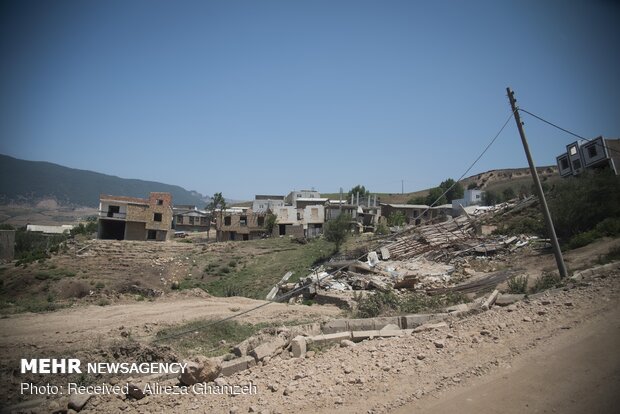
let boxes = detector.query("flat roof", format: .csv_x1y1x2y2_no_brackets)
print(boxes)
382,203,428,209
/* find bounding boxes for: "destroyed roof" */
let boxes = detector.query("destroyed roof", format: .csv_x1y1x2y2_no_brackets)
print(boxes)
255,195,285,200
295,198,329,202
99,194,149,205
381,203,429,209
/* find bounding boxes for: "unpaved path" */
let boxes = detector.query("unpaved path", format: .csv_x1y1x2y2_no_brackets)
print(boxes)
396,298,620,414
0,295,341,353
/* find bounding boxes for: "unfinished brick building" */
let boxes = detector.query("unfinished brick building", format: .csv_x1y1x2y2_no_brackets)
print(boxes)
97,192,173,241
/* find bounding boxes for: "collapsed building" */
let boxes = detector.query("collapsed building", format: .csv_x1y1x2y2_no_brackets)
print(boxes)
97,192,173,241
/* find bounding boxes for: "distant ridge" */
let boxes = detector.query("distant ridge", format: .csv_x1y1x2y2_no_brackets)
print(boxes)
0,154,208,208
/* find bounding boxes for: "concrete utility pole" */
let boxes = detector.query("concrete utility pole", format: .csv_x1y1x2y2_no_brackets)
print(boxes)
507,87,568,278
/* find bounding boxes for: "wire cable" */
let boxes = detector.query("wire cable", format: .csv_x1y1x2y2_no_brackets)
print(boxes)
519,108,620,157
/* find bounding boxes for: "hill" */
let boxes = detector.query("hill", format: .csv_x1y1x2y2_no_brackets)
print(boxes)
0,154,209,208
324,166,560,204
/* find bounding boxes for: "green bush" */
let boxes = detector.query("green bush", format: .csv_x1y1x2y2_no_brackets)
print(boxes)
531,272,563,293
507,275,528,294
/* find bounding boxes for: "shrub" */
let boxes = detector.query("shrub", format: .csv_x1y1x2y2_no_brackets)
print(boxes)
507,275,528,294
531,272,562,293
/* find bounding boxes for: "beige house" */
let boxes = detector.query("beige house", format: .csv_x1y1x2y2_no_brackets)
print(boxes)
97,192,173,241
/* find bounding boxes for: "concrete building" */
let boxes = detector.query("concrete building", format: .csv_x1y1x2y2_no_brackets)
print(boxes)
216,209,269,241
285,190,321,207
98,192,173,241
26,225,75,234
252,195,286,213
556,137,620,177
451,189,484,214
380,203,431,226
173,205,211,232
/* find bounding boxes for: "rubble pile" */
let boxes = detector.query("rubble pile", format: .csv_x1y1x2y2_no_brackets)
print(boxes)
270,209,544,303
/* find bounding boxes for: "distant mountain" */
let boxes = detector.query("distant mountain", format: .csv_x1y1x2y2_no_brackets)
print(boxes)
0,154,210,208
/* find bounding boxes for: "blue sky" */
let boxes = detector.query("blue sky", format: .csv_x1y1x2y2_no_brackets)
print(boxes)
1,0,618,200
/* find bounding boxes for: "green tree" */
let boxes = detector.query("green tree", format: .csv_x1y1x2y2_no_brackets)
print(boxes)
482,190,502,206
467,182,478,190
324,213,351,251
207,192,227,241
387,211,406,226
439,178,464,203
502,187,516,201
547,170,620,239
348,185,369,198
264,211,278,235
425,187,447,206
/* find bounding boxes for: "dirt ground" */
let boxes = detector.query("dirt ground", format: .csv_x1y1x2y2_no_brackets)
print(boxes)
2,264,617,413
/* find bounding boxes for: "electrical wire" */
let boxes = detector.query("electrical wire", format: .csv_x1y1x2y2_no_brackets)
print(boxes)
519,108,620,157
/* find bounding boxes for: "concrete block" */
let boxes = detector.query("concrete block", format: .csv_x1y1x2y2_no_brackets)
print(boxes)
400,314,433,329
372,316,402,330
291,336,306,358
351,330,381,341
220,356,256,377
412,321,448,333
347,318,376,331
445,303,469,313
250,337,286,361
481,289,500,310
495,294,525,306
308,332,351,346
321,319,349,334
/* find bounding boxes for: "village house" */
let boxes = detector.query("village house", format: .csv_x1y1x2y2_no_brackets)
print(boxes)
556,137,620,177
214,207,269,241
172,205,211,233
380,203,431,226
252,195,285,213
97,192,173,241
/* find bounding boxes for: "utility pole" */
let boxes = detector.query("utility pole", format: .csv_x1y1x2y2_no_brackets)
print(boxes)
401,180,404,195
507,87,568,278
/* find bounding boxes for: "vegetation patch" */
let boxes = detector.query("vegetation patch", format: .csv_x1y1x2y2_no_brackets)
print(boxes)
353,290,469,318
154,320,263,358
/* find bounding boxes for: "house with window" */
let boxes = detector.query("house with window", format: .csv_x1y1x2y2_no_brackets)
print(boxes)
451,189,484,215
215,208,269,241
252,195,285,213
556,137,620,177
97,192,173,241
173,205,211,232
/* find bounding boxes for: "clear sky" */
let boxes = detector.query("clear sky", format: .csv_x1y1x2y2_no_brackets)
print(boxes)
1,0,618,200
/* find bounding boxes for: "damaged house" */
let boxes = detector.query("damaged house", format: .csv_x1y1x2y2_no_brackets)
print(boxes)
173,205,211,233
215,208,269,241
97,192,173,241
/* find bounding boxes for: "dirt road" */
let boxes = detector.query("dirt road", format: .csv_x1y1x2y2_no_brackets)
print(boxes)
0,294,341,353
396,300,620,414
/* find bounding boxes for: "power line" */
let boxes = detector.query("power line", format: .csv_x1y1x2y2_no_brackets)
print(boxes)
519,107,620,157
152,109,517,344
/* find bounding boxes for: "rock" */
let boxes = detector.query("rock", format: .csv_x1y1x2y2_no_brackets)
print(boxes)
523,316,532,322
434,340,445,349
250,337,287,361
68,394,91,412
564,301,574,307
506,304,517,312
480,329,491,336
417,354,426,360
291,336,307,358
537,310,547,316
340,339,356,348
230,406,239,414
179,358,221,385
221,356,256,376
126,383,145,400
306,351,316,358
495,294,525,306
268,383,279,392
